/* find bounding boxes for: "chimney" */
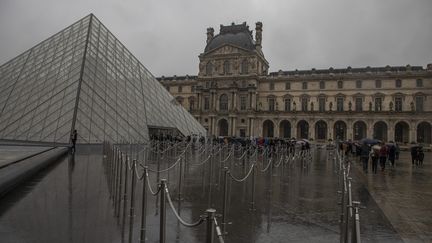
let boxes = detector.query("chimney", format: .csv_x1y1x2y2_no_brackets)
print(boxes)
255,22,263,50
206,27,214,43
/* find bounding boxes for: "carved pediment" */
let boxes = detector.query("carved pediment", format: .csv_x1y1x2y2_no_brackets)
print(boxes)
203,44,252,57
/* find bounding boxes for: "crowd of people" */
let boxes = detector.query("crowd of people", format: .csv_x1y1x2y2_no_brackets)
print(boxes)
339,140,425,174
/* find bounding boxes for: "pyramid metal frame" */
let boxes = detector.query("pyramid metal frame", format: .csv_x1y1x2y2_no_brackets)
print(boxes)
0,14,206,144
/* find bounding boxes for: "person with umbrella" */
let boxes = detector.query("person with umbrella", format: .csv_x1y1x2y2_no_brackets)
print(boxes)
370,143,381,174
378,142,388,172
360,141,370,173
387,142,396,167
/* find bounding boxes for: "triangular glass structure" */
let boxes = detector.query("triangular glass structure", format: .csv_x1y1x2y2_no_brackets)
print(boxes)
0,14,206,143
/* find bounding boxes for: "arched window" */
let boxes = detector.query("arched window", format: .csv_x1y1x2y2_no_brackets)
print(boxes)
219,94,228,111
223,61,230,74
206,62,213,76
241,59,248,74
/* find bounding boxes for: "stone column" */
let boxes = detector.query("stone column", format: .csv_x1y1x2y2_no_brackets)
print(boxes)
347,120,353,140
410,127,417,143
197,93,201,110
233,92,237,110
388,126,395,142
231,118,236,136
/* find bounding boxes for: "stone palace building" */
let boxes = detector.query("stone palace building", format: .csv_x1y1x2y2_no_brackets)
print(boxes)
158,22,432,144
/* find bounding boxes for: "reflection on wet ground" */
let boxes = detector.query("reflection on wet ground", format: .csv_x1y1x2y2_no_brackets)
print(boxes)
0,146,52,167
351,152,432,242
0,145,422,242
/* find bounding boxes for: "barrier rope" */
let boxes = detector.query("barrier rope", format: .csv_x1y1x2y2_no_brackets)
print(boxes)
146,170,161,196
228,164,255,182
260,158,273,172
165,186,205,227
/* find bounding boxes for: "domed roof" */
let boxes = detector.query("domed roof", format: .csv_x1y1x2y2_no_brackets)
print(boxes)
204,22,255,53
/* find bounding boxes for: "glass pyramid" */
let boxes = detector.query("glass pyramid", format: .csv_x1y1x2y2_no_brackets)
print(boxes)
0,14,206,144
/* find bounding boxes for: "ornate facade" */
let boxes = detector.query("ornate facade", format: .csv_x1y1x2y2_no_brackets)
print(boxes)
158,22,432,144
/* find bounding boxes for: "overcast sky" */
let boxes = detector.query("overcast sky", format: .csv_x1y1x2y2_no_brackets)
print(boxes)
0,0,431,77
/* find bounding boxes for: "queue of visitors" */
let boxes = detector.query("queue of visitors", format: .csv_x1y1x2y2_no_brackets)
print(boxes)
342,139,425,174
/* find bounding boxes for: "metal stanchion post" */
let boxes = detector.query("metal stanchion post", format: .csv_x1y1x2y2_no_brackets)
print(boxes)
351,201,361,243
206,209,216,243
178,156,183,201
250,165,256,211
159,179,167,243
345,177,353,243
221,167,229,234
116,152,124,218
128,160,137,243
140,166,148,243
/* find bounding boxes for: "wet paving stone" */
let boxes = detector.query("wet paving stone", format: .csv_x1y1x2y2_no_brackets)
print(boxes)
0,144,428,242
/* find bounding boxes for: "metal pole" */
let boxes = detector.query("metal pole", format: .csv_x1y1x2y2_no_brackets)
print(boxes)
116,152,124,218
128,160,137,243
221,167,229,234
250,165,256,211
351,201,361,243
206,208,216,243
178,156,183,201
159,179,167,243
345,177,353,242
140,167,148,243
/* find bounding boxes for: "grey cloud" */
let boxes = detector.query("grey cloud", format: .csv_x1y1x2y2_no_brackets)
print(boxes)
0,0,431,77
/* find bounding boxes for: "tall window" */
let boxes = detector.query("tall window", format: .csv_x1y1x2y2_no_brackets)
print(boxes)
269,82,275,90
166,86,170,92
189,98,195,111
416,79,423,87
285,82,291,90
240,96,247,110
356,80,362,88
337,80,343,89
268,98,275,111
284,98,291,111
219,94,228,111
178,85,182,93
375,80,382,88
319,97,326,112
395,79,402,88
302,82,308,90
355,97,363,112
336,97,344,111
416,96,424,111
395,97,402,112
301,97,308,111
204,97,210,110
223,61,230,74
241,59,248,74
319,81,325,89
206,62,213,76
240,129,246,137
375,97,382,111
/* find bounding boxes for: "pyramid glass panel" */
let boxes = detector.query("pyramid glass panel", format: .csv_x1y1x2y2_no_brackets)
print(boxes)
0,14,206,144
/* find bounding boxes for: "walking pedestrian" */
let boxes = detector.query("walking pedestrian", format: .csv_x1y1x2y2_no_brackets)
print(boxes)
370,144,380,174
360,142,370,173
388,144,396,167
379,142,388,171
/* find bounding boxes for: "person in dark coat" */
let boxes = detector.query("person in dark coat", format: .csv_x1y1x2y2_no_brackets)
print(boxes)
388,145,396,167
378,142,388,171
71,130,78,153
360,142,370,173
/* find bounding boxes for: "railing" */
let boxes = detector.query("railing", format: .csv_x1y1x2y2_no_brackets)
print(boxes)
334,146,363,243
102,140,314,242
